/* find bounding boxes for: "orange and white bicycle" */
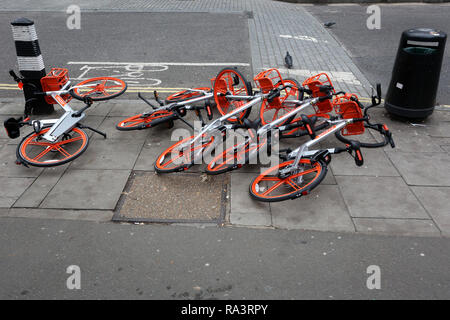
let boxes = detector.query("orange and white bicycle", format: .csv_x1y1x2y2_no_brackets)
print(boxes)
4,68,127,167
249,84,395,202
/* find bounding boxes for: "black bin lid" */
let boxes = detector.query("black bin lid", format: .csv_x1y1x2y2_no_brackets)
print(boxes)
402,28,446,44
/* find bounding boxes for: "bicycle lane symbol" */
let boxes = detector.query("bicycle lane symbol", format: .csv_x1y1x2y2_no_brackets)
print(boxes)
68,62,168,87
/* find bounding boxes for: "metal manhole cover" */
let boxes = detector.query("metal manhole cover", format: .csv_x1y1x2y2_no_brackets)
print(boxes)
114,171,228,224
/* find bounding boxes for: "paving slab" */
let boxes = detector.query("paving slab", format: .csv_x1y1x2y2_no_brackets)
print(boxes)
426,122,450,138
0,197,16,209
13,166,67,208
369,108,450,142
78,115,107,137
353,218,441,237
330,148,399,177
0,144,43,178
0,176,35,208
0,101,24,115
385,129,443,153
1,208,114,222
40,169,131,210
83,101,113,117
336,176,429,219
70,139,143,170
270,185,355,232
108,101,155,117
230,172,271,227
411,186,450,237
133,140,171,171
387,152,450,187
93,116,150,140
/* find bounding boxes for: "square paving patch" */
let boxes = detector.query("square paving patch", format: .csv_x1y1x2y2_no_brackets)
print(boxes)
114,172,228,223
411,186,450,236
230,172,271,226
270,185,355,233
330,148,399,177
336,176,429,219
40,169,131,210
387,152,450,186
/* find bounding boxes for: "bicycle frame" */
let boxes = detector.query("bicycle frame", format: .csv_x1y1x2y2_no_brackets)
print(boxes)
176,92,268,158
206,96,322,165
34,81,87,142
279,118,352,177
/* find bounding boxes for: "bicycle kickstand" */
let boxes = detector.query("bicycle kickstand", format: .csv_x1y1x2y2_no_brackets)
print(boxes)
79,125,107,139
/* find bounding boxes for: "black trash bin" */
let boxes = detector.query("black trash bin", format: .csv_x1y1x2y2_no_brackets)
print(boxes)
385,28,447,119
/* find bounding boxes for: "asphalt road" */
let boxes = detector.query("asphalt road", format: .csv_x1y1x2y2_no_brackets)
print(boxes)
305,3,450,105
0,217,449,300
0,11,252,98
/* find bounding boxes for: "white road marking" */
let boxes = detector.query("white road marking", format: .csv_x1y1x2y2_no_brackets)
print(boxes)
276,68,361,86
68,61,250,66
66,61,250,88
279,34,328,44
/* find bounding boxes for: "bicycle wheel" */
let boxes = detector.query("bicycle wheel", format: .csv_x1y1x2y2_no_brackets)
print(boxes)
206,137,267,175
70,77,127,101
213,68,252,123
249,158,327,202
17,127,89,167
116,110,174,131
260,78,301,126
334,125,388,148
154,134,215,173
165,87,211,103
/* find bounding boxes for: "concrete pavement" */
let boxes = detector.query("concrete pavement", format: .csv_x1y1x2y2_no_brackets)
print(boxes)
2,97,450,237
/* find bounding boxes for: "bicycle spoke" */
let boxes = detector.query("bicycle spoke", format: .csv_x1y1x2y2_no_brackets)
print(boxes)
272,109,280,121
262,180,286,196
58,136,83,145
260,176,280,182
28,140,52,147
285,179,300,191
55,145,72,158
33,146,53,161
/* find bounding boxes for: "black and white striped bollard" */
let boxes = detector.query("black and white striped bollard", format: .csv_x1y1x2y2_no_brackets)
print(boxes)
11,17,54,115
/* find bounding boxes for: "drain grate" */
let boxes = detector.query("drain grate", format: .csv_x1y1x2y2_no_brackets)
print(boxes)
114,171,229,224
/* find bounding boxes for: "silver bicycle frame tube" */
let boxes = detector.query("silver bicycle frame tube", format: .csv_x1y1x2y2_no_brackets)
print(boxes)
188,94,265,146
290,119,350,168
41,81,85,142
256,97,319,136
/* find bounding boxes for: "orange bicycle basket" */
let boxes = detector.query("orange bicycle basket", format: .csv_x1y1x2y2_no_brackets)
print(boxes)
302,73,335,113
253,68,285,109
40,68,72,104
333,93,365,136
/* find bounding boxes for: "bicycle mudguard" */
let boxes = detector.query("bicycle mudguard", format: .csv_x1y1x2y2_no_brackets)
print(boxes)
4,117,22,139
